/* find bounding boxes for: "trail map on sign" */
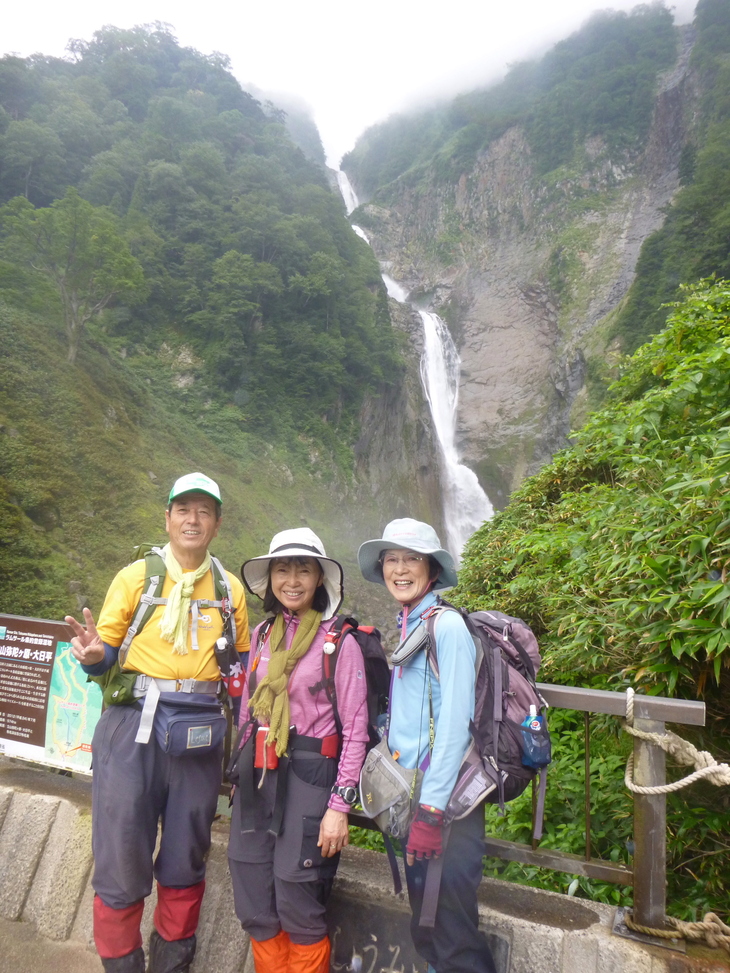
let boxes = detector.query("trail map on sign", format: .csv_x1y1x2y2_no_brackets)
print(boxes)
0,615,103,775
44,641,102,772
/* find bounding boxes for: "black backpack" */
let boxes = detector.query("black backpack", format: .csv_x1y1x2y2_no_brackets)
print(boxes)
424,601,551,838
310,615,390,751
251,614,391,751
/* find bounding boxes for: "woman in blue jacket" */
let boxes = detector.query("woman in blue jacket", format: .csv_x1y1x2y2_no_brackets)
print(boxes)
358,518,496,973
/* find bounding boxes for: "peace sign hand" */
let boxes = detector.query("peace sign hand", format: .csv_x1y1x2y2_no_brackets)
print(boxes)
64,607,106,666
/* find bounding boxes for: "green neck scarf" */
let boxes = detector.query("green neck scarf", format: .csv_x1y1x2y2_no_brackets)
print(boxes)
249,609,322,756
158,544,212,655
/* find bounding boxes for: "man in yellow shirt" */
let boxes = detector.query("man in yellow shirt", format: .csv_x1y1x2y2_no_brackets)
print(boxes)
66,472,250,973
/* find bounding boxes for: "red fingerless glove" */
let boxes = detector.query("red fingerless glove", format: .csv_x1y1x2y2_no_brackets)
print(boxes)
406,804,444,860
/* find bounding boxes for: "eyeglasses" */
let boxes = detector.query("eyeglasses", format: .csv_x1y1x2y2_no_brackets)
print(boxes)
380,554,425,569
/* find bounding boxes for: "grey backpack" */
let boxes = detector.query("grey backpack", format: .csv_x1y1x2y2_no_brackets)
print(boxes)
425,601,551,838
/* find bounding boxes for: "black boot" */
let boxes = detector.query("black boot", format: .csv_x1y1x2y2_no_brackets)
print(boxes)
101,948,146,973
147,930,197,973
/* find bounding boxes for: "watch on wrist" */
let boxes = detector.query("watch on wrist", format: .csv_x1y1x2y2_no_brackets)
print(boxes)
331,784,358,805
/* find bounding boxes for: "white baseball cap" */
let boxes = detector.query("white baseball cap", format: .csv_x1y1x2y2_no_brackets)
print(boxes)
168,472,222,505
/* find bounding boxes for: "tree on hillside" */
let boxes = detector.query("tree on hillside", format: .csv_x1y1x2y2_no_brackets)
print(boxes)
1,188,145,361
0,119,66,202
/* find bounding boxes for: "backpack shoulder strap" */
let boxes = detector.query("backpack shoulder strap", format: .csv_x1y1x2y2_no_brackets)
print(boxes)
247,616,275,695
422,598,460,680
118,546,167,666
308,614,358,739
210,555,237,646
424,600,484,683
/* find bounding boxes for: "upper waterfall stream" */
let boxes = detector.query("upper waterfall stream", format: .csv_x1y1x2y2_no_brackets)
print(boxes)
337,172,493,557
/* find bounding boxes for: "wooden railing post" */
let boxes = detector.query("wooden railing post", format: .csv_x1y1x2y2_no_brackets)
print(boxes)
632,717,667,928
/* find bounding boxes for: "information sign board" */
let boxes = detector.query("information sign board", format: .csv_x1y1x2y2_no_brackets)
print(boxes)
0,613,102,774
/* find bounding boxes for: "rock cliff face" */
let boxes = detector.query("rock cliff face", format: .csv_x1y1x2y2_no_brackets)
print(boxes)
352,26,698,509
353,296,445,538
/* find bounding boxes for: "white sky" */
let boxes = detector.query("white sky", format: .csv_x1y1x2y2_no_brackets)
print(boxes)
3,0,697,168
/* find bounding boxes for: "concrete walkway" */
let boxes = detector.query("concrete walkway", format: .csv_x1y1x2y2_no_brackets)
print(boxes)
0,916,102,973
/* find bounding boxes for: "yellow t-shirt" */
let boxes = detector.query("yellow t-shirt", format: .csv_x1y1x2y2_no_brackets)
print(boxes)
96,559,250,682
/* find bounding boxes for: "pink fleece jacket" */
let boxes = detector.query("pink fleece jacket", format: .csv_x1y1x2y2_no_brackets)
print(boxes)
239,613,369,812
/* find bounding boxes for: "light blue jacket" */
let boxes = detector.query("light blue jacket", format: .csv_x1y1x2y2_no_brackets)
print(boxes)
387,591,475,811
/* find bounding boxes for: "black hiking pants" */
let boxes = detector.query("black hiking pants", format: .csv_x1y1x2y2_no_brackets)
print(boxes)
403,803,497,973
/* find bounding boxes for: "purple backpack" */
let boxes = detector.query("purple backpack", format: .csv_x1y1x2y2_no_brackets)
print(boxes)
425,603,551,839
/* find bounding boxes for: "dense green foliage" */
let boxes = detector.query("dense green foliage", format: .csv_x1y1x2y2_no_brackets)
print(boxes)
0,24,399,447
0,281,396,627
454,280,730,917
242,84,327,168
2,188,145,361
343,3,676,195
614,0,730,350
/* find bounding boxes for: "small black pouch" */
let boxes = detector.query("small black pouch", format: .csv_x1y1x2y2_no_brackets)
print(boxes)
154,698,226,757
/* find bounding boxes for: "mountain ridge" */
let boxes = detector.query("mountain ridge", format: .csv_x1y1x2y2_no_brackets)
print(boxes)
344,12,703,506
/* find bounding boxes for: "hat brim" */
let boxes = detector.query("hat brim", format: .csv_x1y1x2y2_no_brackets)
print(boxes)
242,548,344,621
357,539,458,590
169,487,221,505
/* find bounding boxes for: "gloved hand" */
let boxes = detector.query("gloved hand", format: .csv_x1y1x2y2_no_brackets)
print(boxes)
406,804,444,864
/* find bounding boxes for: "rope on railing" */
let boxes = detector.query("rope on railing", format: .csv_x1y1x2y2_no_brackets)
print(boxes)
623,911,730,954
621,688,730,953
623,688,730,794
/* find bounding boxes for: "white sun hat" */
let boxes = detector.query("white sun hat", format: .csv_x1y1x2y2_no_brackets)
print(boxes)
241,527,344,620
358,518,458,590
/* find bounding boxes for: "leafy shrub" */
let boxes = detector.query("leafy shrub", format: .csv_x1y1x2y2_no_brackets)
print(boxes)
455,280,730,917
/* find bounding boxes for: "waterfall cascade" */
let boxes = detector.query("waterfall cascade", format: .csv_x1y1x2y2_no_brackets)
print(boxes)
336,172,493,557
418,310,493,554
336,170,359,215
336,170,370,242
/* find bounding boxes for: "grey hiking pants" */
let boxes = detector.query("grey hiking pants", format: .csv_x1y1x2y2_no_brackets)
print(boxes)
228,749,338,944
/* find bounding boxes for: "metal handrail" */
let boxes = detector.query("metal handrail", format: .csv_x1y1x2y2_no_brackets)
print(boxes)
350,684,706,928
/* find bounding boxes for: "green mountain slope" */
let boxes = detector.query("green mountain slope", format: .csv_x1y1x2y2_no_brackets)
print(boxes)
0,287,403,630
614,0,730,349
343,4,677,198
0,24,400,448
0,24,405,627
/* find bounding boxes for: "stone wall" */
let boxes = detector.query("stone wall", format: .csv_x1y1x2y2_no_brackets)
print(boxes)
0,758,726,973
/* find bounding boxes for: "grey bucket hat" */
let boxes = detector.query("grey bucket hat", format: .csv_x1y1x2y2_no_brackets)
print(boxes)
358,518,458,590
241,527,343,620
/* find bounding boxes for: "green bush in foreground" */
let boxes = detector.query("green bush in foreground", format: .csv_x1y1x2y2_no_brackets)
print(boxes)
451,280,730,918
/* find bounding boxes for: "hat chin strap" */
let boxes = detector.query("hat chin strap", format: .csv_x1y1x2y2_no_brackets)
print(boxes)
401,577,437,611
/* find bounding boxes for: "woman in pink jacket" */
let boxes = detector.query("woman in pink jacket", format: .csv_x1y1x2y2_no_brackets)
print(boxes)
228,528,369,973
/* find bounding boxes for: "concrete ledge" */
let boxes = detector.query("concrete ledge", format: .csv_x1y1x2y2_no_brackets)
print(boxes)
0,788,60,920
0,758,728,973
23,797,93,940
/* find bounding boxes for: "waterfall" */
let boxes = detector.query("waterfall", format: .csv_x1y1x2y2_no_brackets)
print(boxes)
418,311,493,555
336,171,493,557
336,170,370,242
381,274,409,304
336,170,359,215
